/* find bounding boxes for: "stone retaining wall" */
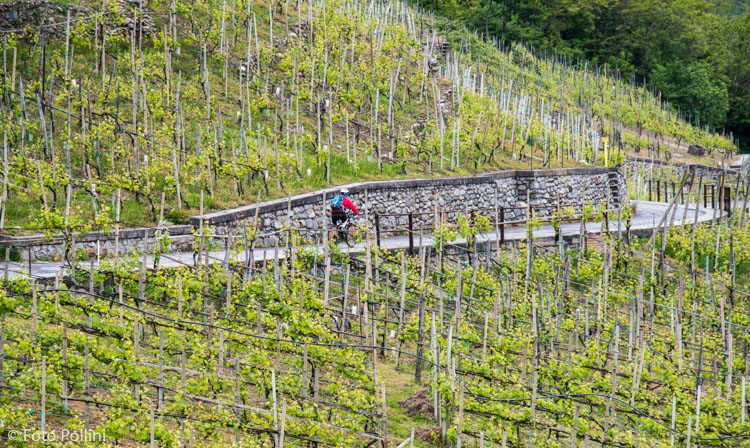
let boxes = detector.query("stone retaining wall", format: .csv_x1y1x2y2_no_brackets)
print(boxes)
2,167,626,260
0,226,193,262
196,166,627,246
0,1,70,39
0,1,156,40
623,157,738,185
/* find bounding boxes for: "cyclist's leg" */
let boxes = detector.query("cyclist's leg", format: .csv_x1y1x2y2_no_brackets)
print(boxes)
332,211,346,226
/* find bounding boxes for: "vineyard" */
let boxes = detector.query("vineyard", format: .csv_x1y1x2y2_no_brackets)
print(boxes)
1,0,749,446
0,0,738,233
0,187,749,446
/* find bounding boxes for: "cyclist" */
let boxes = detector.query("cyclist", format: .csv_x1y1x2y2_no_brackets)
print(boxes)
330,188,359,226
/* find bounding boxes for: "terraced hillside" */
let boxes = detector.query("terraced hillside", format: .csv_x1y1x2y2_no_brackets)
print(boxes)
2,201,750,446
0,0,736,233
1,0,749,446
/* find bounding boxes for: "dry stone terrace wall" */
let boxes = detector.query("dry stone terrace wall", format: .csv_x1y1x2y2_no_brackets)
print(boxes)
1,167,625,260
623,156,739,186
0,167,626,260
197,166,626,246
0,1,156,39
0,1,71,38
0,226,193,262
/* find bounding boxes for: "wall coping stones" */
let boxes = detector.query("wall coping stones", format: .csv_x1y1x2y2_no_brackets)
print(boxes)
625,156,735,174
193,166,621,226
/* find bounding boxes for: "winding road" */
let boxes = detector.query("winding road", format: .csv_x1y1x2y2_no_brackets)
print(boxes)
2,200,727,280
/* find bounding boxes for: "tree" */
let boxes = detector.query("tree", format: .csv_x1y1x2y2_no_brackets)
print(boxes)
415,0,750,149
726,12,750,150
650,61,729,128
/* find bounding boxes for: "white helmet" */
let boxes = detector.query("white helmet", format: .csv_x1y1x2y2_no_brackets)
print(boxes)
340,188,350,196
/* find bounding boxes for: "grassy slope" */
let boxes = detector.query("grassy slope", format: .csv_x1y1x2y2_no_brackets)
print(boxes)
0,0,735,235
3,225,749,447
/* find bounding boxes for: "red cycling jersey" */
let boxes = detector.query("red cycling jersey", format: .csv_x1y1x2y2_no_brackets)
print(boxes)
332,196,359,214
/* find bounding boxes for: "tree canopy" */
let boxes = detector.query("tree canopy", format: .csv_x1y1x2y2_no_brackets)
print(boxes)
419,0,750,149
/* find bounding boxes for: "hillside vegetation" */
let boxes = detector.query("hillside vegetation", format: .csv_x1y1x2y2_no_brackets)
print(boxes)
0,0,735,234
1,1,750,446
2,204,750,446
416,0,750,151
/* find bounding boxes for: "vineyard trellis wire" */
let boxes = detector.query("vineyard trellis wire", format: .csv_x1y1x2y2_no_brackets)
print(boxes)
2,198,750,446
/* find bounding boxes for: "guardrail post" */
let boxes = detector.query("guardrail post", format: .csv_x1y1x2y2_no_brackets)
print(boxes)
500,207,505,245
704,184,708,208
375,214,381,248
604,211,609,236
712,185,716,208
408,213,415,254
657,181,661,202
725,187,732,215
554,219,560,243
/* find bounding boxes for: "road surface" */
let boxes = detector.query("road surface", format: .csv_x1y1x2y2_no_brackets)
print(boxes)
2,201,726,280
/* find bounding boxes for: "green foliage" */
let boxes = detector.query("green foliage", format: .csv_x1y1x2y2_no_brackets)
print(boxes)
0,0,736,235
0,247,22,263
457,212,491,245
419,0,749,145
651,61,729,128
3,208,750,446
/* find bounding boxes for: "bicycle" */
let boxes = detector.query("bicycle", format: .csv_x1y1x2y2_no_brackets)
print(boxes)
329,213,357,247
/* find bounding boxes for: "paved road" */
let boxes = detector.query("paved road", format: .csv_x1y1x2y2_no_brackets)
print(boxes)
2,201,725,280
731,154,750,171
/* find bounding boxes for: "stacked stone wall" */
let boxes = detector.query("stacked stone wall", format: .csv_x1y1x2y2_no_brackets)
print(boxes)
197,166,626,246
623,157,736,186
0,226,193,262
2,166,626,260
0,0,155,40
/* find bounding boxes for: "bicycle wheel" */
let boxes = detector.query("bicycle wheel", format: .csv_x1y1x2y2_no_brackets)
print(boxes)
345,227,355,247
329,228,339,242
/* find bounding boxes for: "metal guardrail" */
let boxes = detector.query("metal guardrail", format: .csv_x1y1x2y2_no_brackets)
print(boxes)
645,180,733,213
373,204,619,252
